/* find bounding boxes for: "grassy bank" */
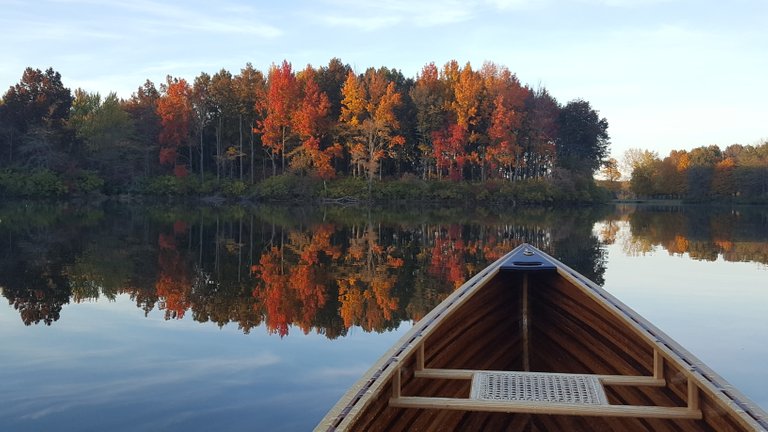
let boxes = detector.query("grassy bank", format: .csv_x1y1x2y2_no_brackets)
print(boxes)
0,170,611,205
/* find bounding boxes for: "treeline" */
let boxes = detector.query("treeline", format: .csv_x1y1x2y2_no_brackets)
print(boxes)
0,59,609,199
625,143,768,202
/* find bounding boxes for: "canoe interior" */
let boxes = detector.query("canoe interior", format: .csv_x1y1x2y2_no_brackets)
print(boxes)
335,269,765,432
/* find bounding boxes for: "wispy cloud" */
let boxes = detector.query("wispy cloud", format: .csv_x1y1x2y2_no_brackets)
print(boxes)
45,0,282,38
580,0,674,6
485,0,549,10
313,0,477,30
312,0,549,31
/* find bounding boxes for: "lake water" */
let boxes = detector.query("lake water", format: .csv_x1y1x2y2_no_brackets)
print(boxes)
1,202,766,431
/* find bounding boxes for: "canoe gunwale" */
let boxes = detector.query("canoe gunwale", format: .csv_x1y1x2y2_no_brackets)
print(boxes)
315,244,768,432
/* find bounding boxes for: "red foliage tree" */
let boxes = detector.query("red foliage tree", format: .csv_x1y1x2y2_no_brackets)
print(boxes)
258,60,299,176
291,67,340,180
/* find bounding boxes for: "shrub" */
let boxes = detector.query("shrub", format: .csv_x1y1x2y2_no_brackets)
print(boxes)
0,169,67,197
220,180,248,197
138,175,182,196
72,170,105,194
256,174,321,200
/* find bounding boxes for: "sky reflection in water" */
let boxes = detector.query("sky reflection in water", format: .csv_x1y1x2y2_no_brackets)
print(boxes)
0,294,408,431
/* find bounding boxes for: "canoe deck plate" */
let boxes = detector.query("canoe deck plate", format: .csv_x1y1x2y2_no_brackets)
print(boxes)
470,371,609,405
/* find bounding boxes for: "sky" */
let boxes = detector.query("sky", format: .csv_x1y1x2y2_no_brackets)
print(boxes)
1,0,766,161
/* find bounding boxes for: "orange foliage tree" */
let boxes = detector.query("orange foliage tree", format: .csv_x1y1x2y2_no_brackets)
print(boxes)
483,64,528,180
290,66,340,181
339,70,404,194
156,77,192,177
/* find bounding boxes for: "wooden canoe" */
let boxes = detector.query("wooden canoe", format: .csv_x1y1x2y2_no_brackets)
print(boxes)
316,243,768,431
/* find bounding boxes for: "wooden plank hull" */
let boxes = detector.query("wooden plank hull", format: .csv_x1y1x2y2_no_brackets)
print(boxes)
317,244,768,431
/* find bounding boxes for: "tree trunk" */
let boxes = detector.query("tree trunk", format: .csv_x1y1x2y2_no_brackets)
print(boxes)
200,129,204,182
239,113,243,181
216,117,222,181
281,126,286,174
249,119,255,183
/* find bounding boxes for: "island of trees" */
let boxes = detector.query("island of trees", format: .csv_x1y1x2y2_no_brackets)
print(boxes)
0,59,611,203
614,144,768,203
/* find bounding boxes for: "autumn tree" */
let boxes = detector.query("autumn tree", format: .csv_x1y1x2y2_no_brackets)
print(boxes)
484,64,527,181
431,123,467,180
290,66,340,182
656,150,689,197
601,158,621,182
339,70,404,194
258,61,299,176
156,76,192,177
447,62,484,180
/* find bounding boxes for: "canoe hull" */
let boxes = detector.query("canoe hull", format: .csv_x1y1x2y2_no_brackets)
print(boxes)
317,245,767,431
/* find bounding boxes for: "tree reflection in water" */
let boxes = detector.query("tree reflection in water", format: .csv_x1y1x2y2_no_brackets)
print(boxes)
3,203,764,336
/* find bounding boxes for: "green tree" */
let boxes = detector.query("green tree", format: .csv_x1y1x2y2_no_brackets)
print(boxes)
555,99,609,175
70,91,137,189
209,69,238,180
123,80,161,177
233,63,266,183
687,145,722,200
409,63,445,179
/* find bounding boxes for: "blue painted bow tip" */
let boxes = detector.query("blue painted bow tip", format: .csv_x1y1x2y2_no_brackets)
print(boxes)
500,244,557,272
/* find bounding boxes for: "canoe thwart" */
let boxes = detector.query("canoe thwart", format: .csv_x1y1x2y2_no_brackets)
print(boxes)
414,368,667,387
395,369,695,419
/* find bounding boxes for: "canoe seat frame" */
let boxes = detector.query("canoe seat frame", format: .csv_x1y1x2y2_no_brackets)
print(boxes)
389,343,703,420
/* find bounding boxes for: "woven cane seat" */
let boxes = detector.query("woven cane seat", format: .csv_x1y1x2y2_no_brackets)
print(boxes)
470,371,609,405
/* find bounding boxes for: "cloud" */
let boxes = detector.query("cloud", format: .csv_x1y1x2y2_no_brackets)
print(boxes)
45,0,282,38
485,0,549,10
313,0,477,30
312,0,550,31
581,0,673,6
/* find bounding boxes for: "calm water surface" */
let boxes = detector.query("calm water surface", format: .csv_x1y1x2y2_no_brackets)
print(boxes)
0,203,766,431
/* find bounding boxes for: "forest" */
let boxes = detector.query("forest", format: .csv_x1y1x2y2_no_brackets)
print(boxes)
619,143,768,202
0,59,610,201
